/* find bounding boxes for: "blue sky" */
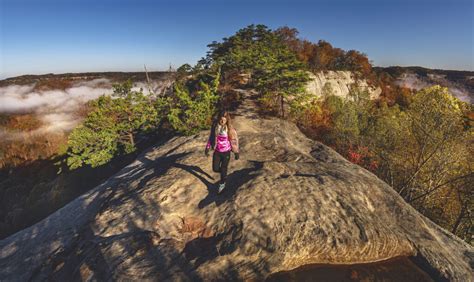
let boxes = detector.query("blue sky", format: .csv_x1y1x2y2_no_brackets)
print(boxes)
0,0,473,78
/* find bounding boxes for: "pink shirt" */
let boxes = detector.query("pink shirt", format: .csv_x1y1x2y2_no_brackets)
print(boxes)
206,124,233,152
215,133,232,152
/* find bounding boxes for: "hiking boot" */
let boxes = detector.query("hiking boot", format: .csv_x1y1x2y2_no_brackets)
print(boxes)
218,183,226,194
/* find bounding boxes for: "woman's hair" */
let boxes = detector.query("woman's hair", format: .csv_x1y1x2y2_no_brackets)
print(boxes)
217,111,235,140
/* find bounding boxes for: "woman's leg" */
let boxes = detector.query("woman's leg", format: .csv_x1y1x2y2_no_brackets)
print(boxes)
219,151,231,183
212,151,221,173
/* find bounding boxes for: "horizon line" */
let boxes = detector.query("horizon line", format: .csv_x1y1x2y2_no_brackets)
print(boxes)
2,64,474,81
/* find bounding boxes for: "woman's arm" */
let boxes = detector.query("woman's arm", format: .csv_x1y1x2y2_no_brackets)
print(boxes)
205,124,215,151
230,128,239,153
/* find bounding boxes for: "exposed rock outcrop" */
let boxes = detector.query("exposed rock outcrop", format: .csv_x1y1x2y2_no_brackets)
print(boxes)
305,71,381,100
0,90,472,281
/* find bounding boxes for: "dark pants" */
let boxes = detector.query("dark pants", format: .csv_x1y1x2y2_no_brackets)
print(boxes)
212,150,231,184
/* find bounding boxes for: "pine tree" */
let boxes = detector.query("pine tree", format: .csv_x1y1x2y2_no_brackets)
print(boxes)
204,24,309,117
66,81,159,169
167,69,220,135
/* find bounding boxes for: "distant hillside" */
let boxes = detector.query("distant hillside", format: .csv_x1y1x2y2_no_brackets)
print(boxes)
0,71,174,88
374,66,474,103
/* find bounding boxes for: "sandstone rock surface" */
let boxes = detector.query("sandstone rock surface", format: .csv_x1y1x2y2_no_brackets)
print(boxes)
305,71,381,100
0,90,472,281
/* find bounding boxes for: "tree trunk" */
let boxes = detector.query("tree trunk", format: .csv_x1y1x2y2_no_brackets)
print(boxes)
280,95,285,118
451,206,465,235
128,132,135,147
451,193,467,235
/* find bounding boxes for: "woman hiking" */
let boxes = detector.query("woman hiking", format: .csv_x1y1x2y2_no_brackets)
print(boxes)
205,111,240,194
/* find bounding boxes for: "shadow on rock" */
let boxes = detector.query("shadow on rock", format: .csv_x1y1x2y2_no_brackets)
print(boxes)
172,163,215,193
198,160,263,209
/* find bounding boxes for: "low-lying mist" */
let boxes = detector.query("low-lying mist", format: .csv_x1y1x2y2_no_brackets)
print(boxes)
0,78,168,140
395,73,472,103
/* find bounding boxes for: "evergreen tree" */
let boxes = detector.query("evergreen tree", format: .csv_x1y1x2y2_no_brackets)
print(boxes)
204,24,309,117
66,81,159,169
167,69,220,135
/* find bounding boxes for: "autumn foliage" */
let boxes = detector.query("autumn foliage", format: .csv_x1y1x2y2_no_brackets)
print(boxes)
294,85,473,243
275,27,373,80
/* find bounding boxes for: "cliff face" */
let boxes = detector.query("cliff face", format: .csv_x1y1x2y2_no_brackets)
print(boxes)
305,71,381,100
0,90,472,281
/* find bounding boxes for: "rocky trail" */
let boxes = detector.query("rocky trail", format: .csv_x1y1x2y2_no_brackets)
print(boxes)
0,89,472,281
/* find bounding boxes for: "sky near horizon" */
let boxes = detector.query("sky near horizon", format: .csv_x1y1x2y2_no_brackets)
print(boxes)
0,0,473,78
